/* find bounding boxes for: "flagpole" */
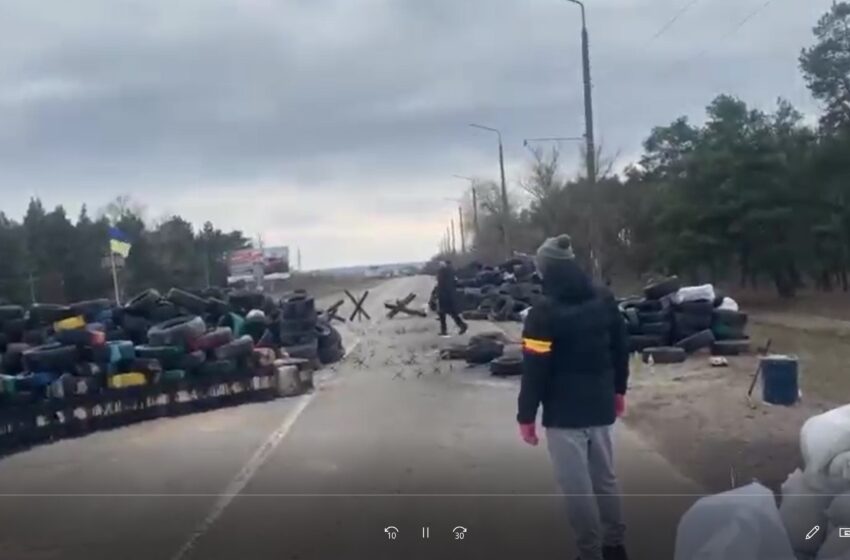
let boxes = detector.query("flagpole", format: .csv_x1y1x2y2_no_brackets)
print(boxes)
110,251,121,306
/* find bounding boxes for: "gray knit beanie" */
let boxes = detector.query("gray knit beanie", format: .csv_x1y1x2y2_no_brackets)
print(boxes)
535,234,575,278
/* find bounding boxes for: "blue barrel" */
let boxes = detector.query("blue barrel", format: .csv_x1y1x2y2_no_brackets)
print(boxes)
761,355,799,406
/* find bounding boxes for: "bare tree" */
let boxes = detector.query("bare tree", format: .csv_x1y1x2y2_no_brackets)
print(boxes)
99,195,147,225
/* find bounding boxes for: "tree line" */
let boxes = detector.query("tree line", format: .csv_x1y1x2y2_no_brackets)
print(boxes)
0,196,249,304
452,2,850,298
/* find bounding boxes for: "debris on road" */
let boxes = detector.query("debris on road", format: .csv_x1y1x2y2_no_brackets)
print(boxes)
439,330,520,376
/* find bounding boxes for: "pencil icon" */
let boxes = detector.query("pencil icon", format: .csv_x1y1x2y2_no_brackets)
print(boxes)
806,526,820,540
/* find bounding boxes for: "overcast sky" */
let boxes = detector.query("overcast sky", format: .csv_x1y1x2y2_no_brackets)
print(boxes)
0,0,831,269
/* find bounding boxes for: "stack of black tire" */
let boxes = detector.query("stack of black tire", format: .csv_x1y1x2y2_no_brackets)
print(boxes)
438,332,522,376
710,309,750,356
623,277,751,364
279,292,320,368
622,277,681,358
429,260,543,323
278,292,346,367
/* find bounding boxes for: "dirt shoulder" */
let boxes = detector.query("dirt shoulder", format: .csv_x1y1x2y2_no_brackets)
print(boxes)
622,290,850,493
624,353,834,493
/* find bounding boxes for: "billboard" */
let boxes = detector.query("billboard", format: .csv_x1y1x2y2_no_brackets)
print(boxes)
262,246,290,276
227,248,264,279
227,246,290,284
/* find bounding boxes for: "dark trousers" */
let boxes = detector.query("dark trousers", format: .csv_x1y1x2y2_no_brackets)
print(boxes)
438,301,466,334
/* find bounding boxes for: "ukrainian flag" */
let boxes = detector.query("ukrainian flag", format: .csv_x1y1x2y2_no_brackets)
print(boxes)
109,227,132,258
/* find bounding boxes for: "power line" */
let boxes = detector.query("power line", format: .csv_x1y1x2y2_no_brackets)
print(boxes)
724,0,780,39
601,0,788,130
562,0,786,146
684,0,782,66
562,0,705,106
648,0,703,43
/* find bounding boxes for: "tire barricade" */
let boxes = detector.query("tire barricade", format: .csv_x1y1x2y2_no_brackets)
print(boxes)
621,277,752,361
0,285,348,457
0,368,276,457
428,257,541,323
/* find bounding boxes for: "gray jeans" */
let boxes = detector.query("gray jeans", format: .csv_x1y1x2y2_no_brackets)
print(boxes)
546,425,626,560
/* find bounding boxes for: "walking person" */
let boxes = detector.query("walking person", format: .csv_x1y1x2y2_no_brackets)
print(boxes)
436,259,468,337
517,234,630,560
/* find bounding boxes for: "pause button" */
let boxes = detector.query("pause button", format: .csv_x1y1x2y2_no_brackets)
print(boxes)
421,526,430,539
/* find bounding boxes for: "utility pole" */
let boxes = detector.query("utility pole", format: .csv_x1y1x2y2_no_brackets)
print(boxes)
450,218,457,254
570,0,596,184
458,205,466,253
471,186,479,237
297,247,302,272
498,139,509,253
567,0,600,279
452,175,480,241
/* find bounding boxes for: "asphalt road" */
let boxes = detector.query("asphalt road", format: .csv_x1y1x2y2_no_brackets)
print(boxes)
0,276,702,560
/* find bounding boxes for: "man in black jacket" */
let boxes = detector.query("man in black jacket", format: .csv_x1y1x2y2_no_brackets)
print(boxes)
436,260,468,337
517,234,629,560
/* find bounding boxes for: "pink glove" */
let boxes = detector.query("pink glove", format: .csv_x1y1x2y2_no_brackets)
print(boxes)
615,394,626,418
519,423,539,446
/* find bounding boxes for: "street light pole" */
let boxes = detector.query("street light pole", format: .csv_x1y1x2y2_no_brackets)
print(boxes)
469,124,510,257
450,218,457,254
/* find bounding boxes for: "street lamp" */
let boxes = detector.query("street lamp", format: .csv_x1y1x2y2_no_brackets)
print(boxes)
453,175,479,240
469,123,510,257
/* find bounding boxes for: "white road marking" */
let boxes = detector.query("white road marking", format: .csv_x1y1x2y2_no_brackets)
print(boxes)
170,335,363,560
171,279,404,558
464,378,519,389
169,399,311,560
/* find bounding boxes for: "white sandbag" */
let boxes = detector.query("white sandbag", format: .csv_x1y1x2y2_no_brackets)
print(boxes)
827,493,850,528
829,452,850,482
673,284,716,304
718,297,739,311
818,527,850,560
779,469,831,555
802,405,850,483
674,482,795,560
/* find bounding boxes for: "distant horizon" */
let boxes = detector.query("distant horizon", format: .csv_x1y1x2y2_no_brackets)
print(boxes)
310,261,426,273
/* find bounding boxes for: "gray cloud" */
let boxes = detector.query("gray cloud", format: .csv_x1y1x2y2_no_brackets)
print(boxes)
0,0,833,268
